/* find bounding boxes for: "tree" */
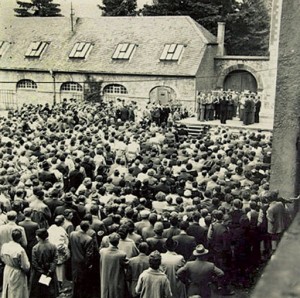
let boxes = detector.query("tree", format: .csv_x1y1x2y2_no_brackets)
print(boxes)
142,0,270,56
99,0,137,16
14,0,62,17
225,0,270,55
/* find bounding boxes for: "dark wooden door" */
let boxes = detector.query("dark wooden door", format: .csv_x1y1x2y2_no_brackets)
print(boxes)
224,70,258,92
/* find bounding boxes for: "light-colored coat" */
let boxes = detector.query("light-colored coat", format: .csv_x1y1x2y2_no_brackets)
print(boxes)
136,268,172,298
1,241,30,298
267,201,287,234
161,251,186,298
100,245,128,298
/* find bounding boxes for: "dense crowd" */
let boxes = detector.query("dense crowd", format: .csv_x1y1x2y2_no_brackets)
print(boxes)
0,98,293,298
197,90,262,125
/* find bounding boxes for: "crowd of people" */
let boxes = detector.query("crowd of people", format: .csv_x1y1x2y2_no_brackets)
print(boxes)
197,90,262,125
0,97,293,298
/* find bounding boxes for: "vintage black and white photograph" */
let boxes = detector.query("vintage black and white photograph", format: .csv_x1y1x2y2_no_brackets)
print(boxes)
0,0,298,297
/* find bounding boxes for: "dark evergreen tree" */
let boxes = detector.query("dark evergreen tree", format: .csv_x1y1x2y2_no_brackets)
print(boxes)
142,0,270,56
14,0,62,17
225,0,270,55
99,0,137,16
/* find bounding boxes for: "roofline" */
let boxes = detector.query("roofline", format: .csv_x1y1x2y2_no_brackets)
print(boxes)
0,67,196,78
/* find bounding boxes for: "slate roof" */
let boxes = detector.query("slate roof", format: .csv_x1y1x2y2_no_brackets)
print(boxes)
0,16,217,77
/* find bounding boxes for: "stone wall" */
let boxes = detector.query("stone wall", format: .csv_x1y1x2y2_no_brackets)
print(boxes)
269,0,300,198
0,70,197,111
214,56,273,116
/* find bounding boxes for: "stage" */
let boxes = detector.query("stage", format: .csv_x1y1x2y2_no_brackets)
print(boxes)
178,115,273,136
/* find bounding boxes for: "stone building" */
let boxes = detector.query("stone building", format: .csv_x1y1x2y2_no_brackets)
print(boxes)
0,14,276,115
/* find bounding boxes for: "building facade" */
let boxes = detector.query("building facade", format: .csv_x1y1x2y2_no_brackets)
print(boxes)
0,15,276,116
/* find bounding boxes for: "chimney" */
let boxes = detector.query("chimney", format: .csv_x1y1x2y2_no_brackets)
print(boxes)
217,22,225,56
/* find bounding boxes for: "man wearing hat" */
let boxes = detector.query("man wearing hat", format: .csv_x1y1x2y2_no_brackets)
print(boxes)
161,238,186,298
177,244,224,298
136,250,172,298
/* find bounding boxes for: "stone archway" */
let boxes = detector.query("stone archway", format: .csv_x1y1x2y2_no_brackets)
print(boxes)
217,64,264,92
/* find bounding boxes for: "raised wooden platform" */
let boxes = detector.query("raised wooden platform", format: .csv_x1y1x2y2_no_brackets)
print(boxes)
178,116,273,137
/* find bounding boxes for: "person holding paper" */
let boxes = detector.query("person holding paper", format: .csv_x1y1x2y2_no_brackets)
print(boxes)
1,229,30,298
29,228,58,298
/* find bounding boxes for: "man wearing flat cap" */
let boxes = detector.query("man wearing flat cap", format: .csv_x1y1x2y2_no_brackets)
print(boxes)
177,244,224,298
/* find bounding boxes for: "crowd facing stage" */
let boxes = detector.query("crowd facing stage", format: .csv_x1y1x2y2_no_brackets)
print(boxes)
197,90,262,125
0,98,293,298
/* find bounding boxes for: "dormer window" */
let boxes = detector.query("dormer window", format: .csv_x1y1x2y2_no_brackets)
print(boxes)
0,41,10,58
112,43,136,60
160,44,185,61
69,42,93,59
25,41,48,58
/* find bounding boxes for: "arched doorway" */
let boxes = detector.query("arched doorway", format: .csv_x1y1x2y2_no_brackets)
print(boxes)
149,86,177,105
223,70,258,92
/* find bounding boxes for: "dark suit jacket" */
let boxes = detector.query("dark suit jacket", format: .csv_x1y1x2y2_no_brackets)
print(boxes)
173,233,197,261
177,259,224,297
19,218,39,254
146,236,167,253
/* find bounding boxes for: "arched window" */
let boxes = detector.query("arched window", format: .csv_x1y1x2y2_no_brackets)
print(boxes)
17,79,37,89
103,84,128,94
60,82,83,92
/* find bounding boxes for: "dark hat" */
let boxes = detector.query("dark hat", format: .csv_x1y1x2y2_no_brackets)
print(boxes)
164,238,178,251
193,244,209,256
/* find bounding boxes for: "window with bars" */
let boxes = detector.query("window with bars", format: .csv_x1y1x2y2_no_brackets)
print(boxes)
69,42,93,59
25,41,48,58
160,44,185,61
0,41,10,58
61,82,83,92
17,79,37,89
112,43,136,60
104,84,128,94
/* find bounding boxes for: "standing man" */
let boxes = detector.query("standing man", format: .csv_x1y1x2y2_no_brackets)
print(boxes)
136,250,172,298
0,210,27,251
219,96,228,124
70,221,94,298
161,238,186,298
177,244,224,298
19,208,39,261
254,94,262,123
127,242,150,298
99,232,129,298
1,229,30,298
266,191,287,252
29,228,58,298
